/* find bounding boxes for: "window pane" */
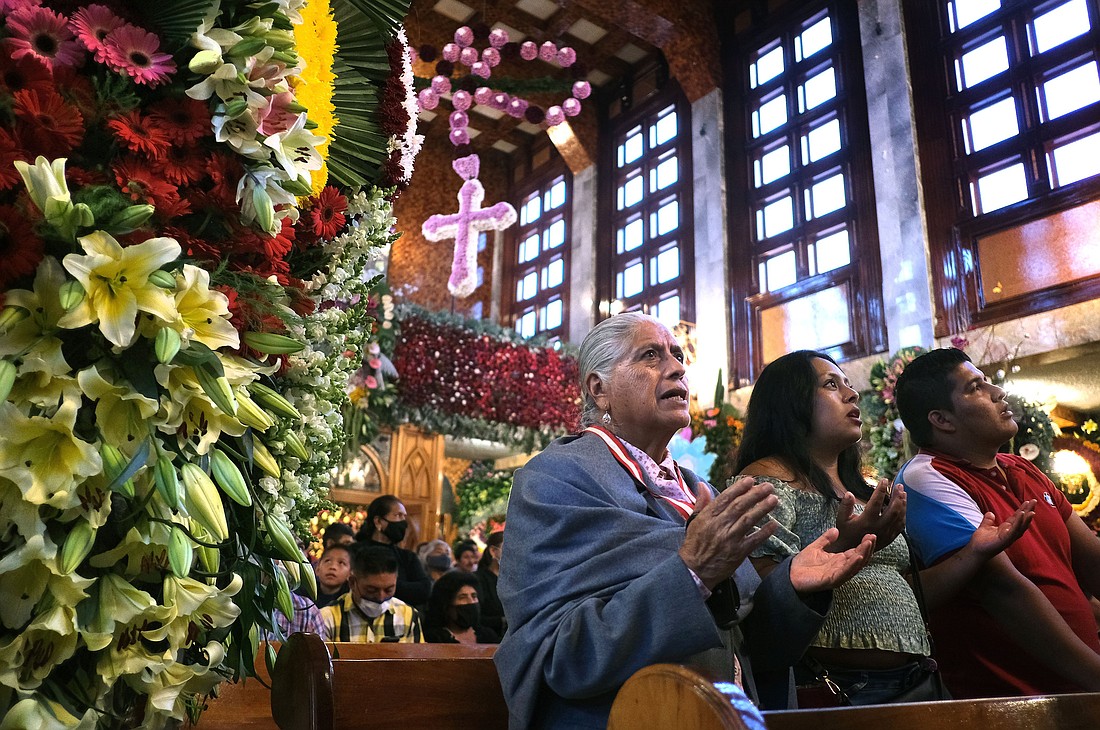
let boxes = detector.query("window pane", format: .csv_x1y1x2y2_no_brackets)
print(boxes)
808,173,846,218
651,107,678,147
618,218,644,253
653,199,679,236
654,296,680,327
617,261,644,298
756,145,791,187
543,299,563,330
651,155,679,192
1042,61,1100,121
1051,131,1100,186
517,310,536,338
542,257,564,288
802,118,842,164
618,174,644,210
618,128,643,167
814,229,851,273
652,245,680,284
1032,0,1090,55
956,35,1009,90
544,219,565,249
545,179,567,210
764,250,797,291
949,0,1001,32
518,271,537,300
754,94,788,138
752,45,785,88
760,195,794,238
965,96,1019,153
975,163,1028,212
521,196,541,225
801,66,837,112
520,234,539,263
760,284,852,364
797,16,833,62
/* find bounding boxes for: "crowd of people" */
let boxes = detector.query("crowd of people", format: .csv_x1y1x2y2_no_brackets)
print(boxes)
271,311,1100,729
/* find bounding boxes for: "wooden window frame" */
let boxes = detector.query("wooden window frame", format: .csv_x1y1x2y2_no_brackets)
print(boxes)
502,156,572,342
723,0,886,383
597,81,696,326
906,0,1100,336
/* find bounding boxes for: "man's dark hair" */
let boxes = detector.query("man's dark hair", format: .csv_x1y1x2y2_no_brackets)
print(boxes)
895,347,972,448
323,522,354,546
351,545,399,577
454,540,478,560
734,350,870,501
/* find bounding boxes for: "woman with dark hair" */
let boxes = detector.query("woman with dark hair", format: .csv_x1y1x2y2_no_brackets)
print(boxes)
735,350,1032,707
475,529,505,635
424,570,499,644
354,494,432,608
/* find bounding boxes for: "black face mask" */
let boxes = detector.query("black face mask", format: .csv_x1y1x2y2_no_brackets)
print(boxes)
425,555,453,571
452,603,480,630
381,519,407,544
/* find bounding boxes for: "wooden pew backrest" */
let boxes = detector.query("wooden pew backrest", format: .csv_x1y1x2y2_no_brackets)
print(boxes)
609,664,765,730
271,632,507,730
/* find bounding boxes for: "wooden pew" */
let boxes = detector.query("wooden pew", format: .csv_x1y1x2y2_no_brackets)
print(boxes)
269,632,508,730
608,663,1100,730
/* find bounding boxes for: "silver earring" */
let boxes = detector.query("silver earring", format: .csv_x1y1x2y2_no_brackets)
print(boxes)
601,411,612,425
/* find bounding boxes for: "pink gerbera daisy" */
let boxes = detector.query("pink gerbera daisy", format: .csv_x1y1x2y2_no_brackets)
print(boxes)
103,23,175,87
70,4,125,64
0,0,43,15
4,6,85,70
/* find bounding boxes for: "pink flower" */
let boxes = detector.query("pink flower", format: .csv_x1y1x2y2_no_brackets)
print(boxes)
365,375,379,389
256,90,297,136
0,0,42,15
103,23,175,86
5,6,84,70
70,3,125,63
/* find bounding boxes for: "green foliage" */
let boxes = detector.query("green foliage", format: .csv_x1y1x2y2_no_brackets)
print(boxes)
454,461,513,534
689,371,744,487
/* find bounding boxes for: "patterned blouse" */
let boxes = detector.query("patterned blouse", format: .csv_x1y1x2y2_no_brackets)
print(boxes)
745,475,930,656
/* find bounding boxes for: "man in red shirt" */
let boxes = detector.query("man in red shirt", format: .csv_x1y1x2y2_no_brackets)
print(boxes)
895,347,1100,697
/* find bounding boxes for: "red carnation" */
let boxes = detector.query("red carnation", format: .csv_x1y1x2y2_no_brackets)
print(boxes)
0,205,45,290
107,110,170,158
13,87,84,158
308,186,347,239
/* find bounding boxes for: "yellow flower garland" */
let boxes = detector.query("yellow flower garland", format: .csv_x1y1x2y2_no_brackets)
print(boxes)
293,0,340,195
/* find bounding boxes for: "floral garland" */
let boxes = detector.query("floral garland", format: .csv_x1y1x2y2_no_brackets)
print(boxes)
860,345,926,480
453,461,511,538
0,1,410,727
348,304,581,453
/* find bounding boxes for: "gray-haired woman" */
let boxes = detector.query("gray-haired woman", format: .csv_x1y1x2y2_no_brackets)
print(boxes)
494,312,876,729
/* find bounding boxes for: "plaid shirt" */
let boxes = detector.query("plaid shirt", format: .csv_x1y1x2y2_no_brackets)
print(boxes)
262,592,327,640
321,592,423,643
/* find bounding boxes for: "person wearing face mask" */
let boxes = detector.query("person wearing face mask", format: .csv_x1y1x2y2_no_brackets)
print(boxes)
320,545,424,643
419,539,455,582
424,570,499,644
475,530,506,636
354,494,433,608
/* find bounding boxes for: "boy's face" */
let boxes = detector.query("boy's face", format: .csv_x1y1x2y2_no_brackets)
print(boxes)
317,549,351,591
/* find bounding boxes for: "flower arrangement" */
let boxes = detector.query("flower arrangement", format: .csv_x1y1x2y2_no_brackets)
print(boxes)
348,304,581,453
686,373,744,487
860,346,926,480
453,461,512,539
0,0,413,726
306,505,366,559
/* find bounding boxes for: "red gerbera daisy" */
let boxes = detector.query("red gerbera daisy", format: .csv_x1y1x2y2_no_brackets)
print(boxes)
160,145,205,185
0,204,45,290
13,87,85,158
103,23,175,87
65,165,108,187
69,3,125,63
148,97,211,145
308,186,348,240
5,6,84,71
0,129,28,191
112,157,180,210
0,53,53,97
107,110,170,159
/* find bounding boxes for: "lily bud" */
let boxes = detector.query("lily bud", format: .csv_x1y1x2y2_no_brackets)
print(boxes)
0,360,16,403
195,367,238,416
248,382,302,420
298,558,318,600
243,332,305,355
210,448,252,506
147,269,177,289
234,391,276,432
59,520,95,575
168,525,194,578
282,430,310,460
273,566,294,622
228,36,268,58
224,97,250,119
181,462,229,542
0,306,30,333
58,280,85,311
189,49,223,73
107,204,155,234
154,455,181,509
155,327,182,364
264,513,302,562
101,443,135,498
250,438,281,478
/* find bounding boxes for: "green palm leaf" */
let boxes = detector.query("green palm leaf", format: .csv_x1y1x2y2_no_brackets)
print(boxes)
139,0,218,52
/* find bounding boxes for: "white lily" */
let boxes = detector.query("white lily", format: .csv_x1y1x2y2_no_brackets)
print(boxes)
263,112,324,180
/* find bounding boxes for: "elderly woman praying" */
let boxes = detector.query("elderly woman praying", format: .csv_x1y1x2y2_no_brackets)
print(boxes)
494,312,876,729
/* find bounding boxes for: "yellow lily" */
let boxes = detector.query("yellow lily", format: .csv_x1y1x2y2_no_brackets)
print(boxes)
88,524,172,579
0,475,44,539
0,697,96,730
154,363,247,455
13,156,94,241
0,533,94,630
172,264,240,350
0,396,101,510
0,256,68,357
0,604,80,691
59,232,181,348
9,339,79,413
76,364,160,452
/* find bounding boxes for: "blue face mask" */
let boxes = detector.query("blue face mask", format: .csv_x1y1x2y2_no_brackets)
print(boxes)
426,555,453,571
